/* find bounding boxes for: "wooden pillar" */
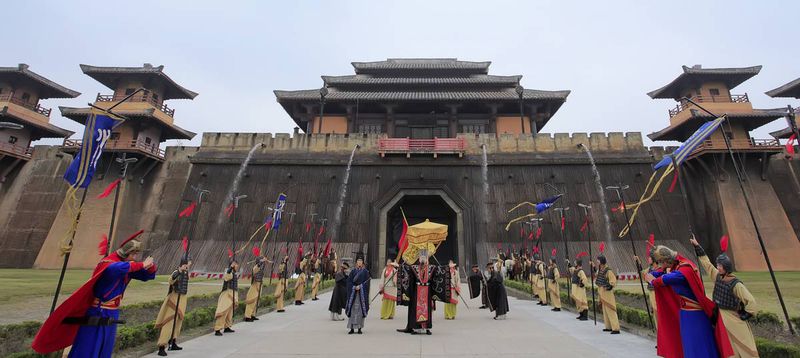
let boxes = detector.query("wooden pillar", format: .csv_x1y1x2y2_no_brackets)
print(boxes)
303,104,316,133
384,104,397,137
526,104,538,134
447,104,460,138
345,105,355,134
488,104,499,136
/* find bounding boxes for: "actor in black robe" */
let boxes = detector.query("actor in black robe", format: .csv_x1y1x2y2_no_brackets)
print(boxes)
467,264,489,309
328,262,349,321
396,254,450,335
486,262,509,319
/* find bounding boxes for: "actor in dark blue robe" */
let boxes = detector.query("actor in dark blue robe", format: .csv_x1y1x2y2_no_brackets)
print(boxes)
345,254,370,334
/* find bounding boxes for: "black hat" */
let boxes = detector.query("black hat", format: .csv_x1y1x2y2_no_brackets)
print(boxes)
342,261,350,268
471,264,479,268
354,251,365,261
575,259,583,267
179,256,190,266
716,253,733,273
597,255,607,265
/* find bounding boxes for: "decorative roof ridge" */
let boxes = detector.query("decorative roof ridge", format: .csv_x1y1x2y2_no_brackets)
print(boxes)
647,65,762,99
79,63,199,100
765,77,800,98
0,64,81,98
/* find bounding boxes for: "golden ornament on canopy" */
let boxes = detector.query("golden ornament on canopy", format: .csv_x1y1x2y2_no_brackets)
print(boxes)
402,219,448,263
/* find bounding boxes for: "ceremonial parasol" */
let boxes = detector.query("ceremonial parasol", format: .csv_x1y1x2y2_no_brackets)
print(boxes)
402,219,448,263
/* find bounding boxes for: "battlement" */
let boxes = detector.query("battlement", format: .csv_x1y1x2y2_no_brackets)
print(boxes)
198,132,646,155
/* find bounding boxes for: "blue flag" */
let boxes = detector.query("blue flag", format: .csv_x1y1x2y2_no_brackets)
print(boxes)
654,117,725,170
269,193,287,230
63,111,121,189
535,194,563,214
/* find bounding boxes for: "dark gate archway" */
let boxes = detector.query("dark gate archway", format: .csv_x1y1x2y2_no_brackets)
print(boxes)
386,195,457,265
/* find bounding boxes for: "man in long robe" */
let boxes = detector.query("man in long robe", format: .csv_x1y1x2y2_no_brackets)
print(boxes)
593,255,620,334
690,238,758,357
646,245,734,358
547,257,562,311
568,259,589,321
32,230,157,357
396,251,450,335
329,262,349,321
444,260,461,320
380,259,398,319
214,260,239,336
311,254,322,300
467,264,488,309
244,255,270,322
155,257,190,356
346,254,370,334
274,255,289,312
486,262,509,320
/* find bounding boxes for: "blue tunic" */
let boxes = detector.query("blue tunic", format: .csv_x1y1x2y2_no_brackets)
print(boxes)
658,270,719,358
69,261,156,358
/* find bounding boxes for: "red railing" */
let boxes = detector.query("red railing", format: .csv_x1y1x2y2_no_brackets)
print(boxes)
0,94,51,117
63,138,165,159
668,93,749,117
96,92,175,117
0,141,33,159
378,137,465,157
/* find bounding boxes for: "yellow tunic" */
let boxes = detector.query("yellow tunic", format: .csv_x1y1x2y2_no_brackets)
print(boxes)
380,266,397,319
311,260,322,299
444,267,460,319
155,291,187,347
244,263,262,318
295,259,308,302
568,267,589,311
548,266,561,309
698,255,758,358
275,262,288,311
214,272,239,331
536,262,547,304
596,267,620,331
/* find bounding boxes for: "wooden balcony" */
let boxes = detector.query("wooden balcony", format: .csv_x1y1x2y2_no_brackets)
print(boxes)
0,142,33,160
689,137,782,158
378,137,465,158
63,138,166,161
0,94,51,117
96,92,175,117
669,94,749,118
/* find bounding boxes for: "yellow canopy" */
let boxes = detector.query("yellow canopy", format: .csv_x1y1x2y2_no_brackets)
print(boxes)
402,219,448,263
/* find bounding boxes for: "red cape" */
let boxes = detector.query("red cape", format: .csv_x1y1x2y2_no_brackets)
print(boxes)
32,253,132,354
653,255,734,358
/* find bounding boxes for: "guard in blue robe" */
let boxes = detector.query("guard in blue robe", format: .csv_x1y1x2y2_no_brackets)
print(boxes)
345,253,370,334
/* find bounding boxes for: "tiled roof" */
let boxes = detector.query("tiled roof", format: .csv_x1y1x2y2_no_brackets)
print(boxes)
80,64,198,100
648,109,784,141
647,65,762,99
59,106,195,140
274,89,570,101
770,127,795,139
0,105,73,139
0,64,80,99
322,74,522,86
352,58,490,74
766,77,800,98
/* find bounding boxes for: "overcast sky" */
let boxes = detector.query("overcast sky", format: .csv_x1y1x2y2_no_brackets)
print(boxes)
6,0,799,146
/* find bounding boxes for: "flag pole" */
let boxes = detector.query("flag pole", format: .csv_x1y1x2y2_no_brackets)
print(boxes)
578,203,598,325
104,153,137,253
49,188,89,314
669,156,695,237
682,97,795,334
395,207,409,262
606,185,655,331
555,207,571,305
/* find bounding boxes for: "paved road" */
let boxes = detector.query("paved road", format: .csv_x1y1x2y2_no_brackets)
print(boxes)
146,280,656,357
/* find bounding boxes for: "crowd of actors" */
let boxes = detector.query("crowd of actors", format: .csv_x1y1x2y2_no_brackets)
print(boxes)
33,228,760,358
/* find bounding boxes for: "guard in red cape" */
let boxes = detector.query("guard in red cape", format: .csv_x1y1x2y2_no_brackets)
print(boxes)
32,230,157,357
645,244,734,358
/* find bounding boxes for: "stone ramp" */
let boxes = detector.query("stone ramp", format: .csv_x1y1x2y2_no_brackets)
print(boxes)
144,280,656,357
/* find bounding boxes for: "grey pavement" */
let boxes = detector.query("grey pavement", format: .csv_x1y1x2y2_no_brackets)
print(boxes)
145,280,656,357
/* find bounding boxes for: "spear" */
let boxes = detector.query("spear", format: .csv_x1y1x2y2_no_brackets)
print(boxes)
554,206,571,306
578,203,598,325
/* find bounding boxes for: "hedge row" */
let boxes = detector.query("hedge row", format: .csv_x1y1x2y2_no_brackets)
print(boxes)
503,279,800,358
4,279,333,357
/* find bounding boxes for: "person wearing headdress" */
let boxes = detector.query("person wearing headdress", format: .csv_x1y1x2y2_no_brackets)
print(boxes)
592,254,620,334
346,252,370,334
635,252,661,331
244,254,271,322
295,254,309,305
396,249,449,335
214,260,239,336
535,255,548,306
528,255,538,299
690,237,757,358
467,264,485,308
380,259,399,319
155,256,191,356
311,254,322,301
32,230,157,357
645,244,734,358
444,260,461,320
275,255,289,312
329,261,349,321
486,262,510,320
568,258,589,321
547,257,562,312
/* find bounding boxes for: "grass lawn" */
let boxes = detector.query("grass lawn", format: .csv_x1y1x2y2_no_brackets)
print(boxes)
0,269,228,325
618,271,800,320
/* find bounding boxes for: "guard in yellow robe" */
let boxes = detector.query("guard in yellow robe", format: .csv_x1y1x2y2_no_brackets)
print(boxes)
535,257,547,305
444,260,461,319
275,256,289,312
692,238,758,358
311,255,322,301
214,261,239,336
593,255,620,334
295,255,309,305
547,258,561,311
155,258,190,356
244,255,270,321
568,259,589,320
380,259,398,319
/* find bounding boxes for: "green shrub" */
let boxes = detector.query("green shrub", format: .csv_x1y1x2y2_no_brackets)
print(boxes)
5,351,46,358
0,321,42,339
752,311,783,327
755,337,800,358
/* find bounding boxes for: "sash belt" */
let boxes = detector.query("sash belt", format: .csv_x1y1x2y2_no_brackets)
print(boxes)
62,316,126,326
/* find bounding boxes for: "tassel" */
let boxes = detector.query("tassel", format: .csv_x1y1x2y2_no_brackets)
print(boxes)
576,251,588,258
533,246,540,254
305,222,311,233
519,226,524,238
787,134,797,157
648,233,655,248
551,248,557,257
561,217,565,231
599,242,606,253
181,236,188,252
98,234,108,256
496,243,501,250
611,202,624,213
667,171,679,193
527,231,534,240
224,203,235,218
580,218,589,233
178,201,196,218
720,235,729,253
323,238,332,257
227,247,234,258
252,245,261,257
96,179,121,199
535,227,542,240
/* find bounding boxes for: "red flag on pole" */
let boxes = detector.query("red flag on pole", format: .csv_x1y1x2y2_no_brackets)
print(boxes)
720,235,729,253
252,245,261,257
97,179,121,199
527,231,534,240
533,246,539,254
178,201,197,218
97,234,108,256
323,237,332,257
580,218,589,233
397,208,410,257
787,134,797,157
535,227,542,240
599,242,606,253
